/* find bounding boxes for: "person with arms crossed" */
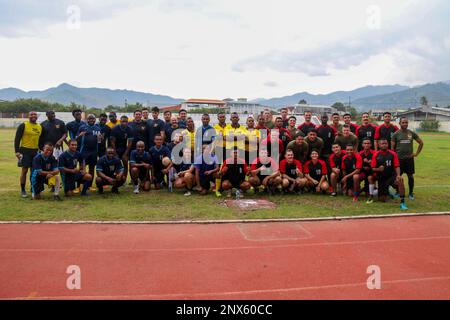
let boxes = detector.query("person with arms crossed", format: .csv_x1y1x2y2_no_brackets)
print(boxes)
14,111,43,198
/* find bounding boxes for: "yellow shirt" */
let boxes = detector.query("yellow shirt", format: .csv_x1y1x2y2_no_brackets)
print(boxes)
224,125,247,150
181,128,196,150
213,123,230,147
245,128,260,152
106,121,119,129
20,121,42,150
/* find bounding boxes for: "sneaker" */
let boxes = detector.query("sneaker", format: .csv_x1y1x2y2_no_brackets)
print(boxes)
53,195,62,201
73,187,81,194
133,185,139,194
400,202,408,210
21,191,28,198
408,193,415,201
366,197,374,204
330,192,337,197
32,193,41,200
184,191,192,196
215,191,222,198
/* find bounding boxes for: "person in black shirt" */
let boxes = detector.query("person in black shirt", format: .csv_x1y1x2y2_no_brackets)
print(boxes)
96,147,126,194
110,115,134,178
98,113,111,158
147,106,166,148
356,113,377,150
66,109,84,150
129,109,149,150
40,110,67,158
316,114,337,159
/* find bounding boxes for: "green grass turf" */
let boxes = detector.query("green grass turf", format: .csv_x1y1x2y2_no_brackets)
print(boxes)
0,128,449,221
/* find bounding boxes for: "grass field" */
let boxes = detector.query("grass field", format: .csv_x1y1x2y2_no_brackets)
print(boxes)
0,128,449,221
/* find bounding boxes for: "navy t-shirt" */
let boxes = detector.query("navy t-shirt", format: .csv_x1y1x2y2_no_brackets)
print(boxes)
149,145,171,167
77,123,101,153
110,125,134,153
32,153,58,173
147,119,165,147
96,155,124,177
130,150,152,165
58,150,83,170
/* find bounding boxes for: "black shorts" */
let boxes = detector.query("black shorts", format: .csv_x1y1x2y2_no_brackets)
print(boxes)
223,173,245,188
136,167,150,182
81,152,98,167
378,175,396,197
153,166,165,184
199,174,214,189
62,172,84,192
97,174,119,186
18,148,38,168
400,157,415,175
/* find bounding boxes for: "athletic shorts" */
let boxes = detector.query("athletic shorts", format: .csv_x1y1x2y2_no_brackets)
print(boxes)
97,174,119,186
223,173,245,188
153,166,165,184
18,148,38,168
377,175,396,197
81,152,98,167
400,157,415,175
62,172,84,192
31,173,50,195
136,167,150,182
199,174,214,190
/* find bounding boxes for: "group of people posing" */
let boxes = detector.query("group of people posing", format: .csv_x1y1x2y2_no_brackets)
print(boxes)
14,106,423,210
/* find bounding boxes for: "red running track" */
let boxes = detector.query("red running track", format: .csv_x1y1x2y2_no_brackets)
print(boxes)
0,215,449,300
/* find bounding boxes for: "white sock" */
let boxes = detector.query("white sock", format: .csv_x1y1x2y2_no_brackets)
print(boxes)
369,184,374,196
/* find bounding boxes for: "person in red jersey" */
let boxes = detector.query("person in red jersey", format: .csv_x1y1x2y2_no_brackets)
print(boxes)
304,149,329,193
280,149,307,193
249,148,281,195
341,144,363,201
370,138,407,210
374,111,399,150
359,138,377,203
343,113,359,134
220,148,251,197
297,110,316,135
356,112,377,150
329,143,346,197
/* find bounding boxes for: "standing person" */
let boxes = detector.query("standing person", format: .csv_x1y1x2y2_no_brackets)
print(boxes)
249,148,281,194
213,111,229,163
66,109,84,148
129,141,152,194
286,133,309,164
305,129,323,158
356,112,377,150
224,112,247,159
58,139,92,196
14,111,43,198
178,109,188,129
371,138,407,210
329,143,346,196
220,148,251,197
280,108,289,128
343,113,359,134
331,113,343,133
106,111,119,129
76,114,102,186
316,114,337,160
274,116,292,150
98,113,111,158
359,138,377,203
40,110,67,159
165,116,180,144
374,112,399,150
147,106,166,149
286,116,302,138
263,109,275,129
245,116,260,166
129,109,149,150
149,135,171,189
181,117,196,156
141,107,150,121
260,129,284,160
196,113,215,155
297,111,316,135
96,147,126,194
334,125,358,150
391,117,424,200
341,144,363,202
194,144,220,196
110,115,134,178
163,110,172,128
256,113,270,132
304,150,329,194
30,143,61,200
280,149,307,193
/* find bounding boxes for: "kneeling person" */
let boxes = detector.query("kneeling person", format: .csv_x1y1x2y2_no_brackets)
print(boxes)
280,149,307,193
304,150,329,193
31,143,61,200
96,147,126,194
249,149,282,194
341,144,363,201
173,147,196,196
130,141,152,194
58,139,92,196
220,148,251,197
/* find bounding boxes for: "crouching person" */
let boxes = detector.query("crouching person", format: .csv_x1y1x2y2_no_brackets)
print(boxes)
96,147,126,194
304,149,329,193
249,148,282,195
280,149,307,193
58,139,92,196
220,147,251,198
130,141,152,194
31,143,61,200
173,147,196,196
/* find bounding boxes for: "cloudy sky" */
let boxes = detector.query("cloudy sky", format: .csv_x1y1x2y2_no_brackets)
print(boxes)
0,0,449,99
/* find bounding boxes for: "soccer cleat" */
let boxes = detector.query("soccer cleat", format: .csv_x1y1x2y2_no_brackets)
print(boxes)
73,187,81,194
133,185,139,194
400,202,408,210
215,190,222,198
21,191,28,198
53,195,62,201
408,193,415,201
366,198,374,204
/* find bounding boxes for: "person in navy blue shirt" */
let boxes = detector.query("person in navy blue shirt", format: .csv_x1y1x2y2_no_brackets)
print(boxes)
149,134,171,189
58,139,92,196
66,109,84,151
30,143,61,200
98,113,111,158
194,144,220,195
76,114,101,180
130,141,152,193
171,147,195,196
147,107,166,148
195,113,215,156
110,115,134,178
95,147,125,194
129,109,149,150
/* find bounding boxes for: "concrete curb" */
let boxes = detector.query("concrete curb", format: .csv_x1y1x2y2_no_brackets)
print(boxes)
0,211,449,225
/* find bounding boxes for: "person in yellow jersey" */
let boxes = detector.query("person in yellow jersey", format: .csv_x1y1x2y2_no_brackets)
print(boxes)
106,111,119,129
181,117,196,155
244,116,260,166
14,111,43,198
212,112,230,197
224,112,247,156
